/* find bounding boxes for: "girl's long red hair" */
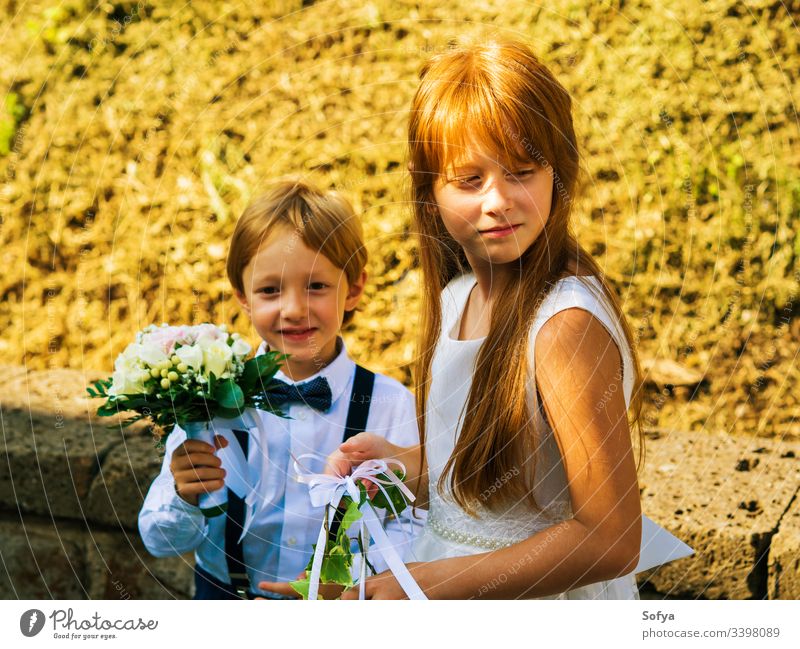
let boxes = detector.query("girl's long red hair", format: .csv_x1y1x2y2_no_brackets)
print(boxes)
408,40,644,515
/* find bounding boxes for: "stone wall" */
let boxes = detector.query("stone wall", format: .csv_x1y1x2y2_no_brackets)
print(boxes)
0,366,193,599
1,365,798,599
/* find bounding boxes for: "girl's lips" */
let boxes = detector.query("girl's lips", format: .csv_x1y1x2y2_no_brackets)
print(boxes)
480,224,521,238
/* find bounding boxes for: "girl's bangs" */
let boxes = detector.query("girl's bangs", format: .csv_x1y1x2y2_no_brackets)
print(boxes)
418,80,549,178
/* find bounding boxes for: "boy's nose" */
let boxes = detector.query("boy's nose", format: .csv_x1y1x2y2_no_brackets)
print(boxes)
279,290,307,320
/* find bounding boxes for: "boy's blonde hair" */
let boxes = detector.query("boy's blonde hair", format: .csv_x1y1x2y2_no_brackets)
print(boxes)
227,178,367,326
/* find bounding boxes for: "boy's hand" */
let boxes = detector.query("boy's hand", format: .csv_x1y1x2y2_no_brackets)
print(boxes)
170,435,228,506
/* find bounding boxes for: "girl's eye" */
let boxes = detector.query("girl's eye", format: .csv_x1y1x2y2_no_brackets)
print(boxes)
257,286,279,295
308,282,327,291
509,168,535,180
457,176,481,189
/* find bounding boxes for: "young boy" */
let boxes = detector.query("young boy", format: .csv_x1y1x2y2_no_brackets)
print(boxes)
138,179,424,599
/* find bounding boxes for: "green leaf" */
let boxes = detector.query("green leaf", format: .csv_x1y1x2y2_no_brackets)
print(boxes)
320,542,353,587
289,577,315,600
240,358,260,392
215,379,244,410
213,405,243,420
339,498,362,535
370,471,410,514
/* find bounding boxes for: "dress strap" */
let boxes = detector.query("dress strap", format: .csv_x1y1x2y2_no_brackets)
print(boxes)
441,274,477,335
530,276,635,409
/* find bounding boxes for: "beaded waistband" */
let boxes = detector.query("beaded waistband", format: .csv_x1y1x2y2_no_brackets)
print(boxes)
427,509,518,550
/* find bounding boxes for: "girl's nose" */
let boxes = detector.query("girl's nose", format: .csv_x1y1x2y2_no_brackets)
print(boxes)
482,180,513,217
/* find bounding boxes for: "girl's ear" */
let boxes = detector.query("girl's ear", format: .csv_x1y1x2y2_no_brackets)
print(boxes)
235,289,251,316
344,270,368,311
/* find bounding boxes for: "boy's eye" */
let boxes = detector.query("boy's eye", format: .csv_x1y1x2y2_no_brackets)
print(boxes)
257,286,279,295
308,282,327,290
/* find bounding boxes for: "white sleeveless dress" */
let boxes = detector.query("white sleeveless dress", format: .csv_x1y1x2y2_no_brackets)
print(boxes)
413,273,640,599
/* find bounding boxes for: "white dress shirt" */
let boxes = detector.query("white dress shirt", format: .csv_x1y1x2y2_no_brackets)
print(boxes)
138,337,426,595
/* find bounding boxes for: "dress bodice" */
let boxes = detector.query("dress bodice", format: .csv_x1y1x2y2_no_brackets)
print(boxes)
413,273,639,599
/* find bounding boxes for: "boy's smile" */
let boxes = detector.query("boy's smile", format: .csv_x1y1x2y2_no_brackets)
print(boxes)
235,225,366,381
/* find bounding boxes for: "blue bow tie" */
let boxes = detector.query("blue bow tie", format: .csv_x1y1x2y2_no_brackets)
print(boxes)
266,376,332,412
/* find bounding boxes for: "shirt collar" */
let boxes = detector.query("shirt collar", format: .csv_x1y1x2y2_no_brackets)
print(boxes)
255,336,355,406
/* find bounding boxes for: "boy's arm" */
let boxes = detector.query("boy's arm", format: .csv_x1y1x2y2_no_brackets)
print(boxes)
138,428,209,558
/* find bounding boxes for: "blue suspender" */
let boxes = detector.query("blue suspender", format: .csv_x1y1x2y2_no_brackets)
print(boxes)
343,365,376,443
225,428,252,598
329,365,375,540
223,365,376,598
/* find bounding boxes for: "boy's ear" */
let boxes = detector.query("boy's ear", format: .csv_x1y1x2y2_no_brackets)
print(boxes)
344,270,367,311
234,289,251,315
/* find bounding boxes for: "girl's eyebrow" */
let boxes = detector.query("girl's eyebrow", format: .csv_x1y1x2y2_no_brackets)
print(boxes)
447,163,481,175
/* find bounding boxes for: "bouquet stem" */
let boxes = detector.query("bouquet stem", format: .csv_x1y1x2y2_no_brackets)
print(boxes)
183,421,228,517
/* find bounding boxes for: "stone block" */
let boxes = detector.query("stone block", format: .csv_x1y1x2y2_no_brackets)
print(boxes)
86,437,164,530
0,517,88,599
637,430,800,599
768,492,800,599
85,531,194,599
0,366,154,520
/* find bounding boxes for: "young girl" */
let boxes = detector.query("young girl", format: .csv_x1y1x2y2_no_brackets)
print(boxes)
332,39,646,599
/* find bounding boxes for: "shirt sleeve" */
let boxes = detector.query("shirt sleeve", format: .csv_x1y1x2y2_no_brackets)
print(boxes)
138,425,209,558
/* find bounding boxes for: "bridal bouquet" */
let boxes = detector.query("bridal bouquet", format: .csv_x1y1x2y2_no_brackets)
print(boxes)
292,456,426,600
88,323,286,516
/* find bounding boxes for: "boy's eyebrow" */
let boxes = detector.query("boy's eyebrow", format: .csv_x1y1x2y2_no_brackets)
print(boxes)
248,268,335,283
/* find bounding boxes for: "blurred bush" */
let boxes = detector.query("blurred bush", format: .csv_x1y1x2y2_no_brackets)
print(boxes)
1,0,798,439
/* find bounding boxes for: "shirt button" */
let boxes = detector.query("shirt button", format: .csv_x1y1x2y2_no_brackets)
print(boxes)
297,410,307,421
287,537,297,546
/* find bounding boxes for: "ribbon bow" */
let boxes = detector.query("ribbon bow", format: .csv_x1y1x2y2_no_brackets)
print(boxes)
293,454,427,600
265,376,332,412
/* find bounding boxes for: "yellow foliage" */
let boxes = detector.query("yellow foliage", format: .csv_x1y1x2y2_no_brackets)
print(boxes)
1,0,798,439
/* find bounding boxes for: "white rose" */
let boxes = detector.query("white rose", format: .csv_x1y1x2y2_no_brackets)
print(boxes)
138,341,169,368
109,343,148,395
231,337,251,358
175,344,203,371
203,339,233,379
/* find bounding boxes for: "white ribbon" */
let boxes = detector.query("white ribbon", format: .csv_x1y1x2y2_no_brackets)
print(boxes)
212,409,273,543
293,453,427,600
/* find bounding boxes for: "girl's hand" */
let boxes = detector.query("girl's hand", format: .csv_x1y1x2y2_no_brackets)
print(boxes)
170,435,228,506
324,432,397,498
339,563,428,600
257,572,345,600
329,432,396,469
